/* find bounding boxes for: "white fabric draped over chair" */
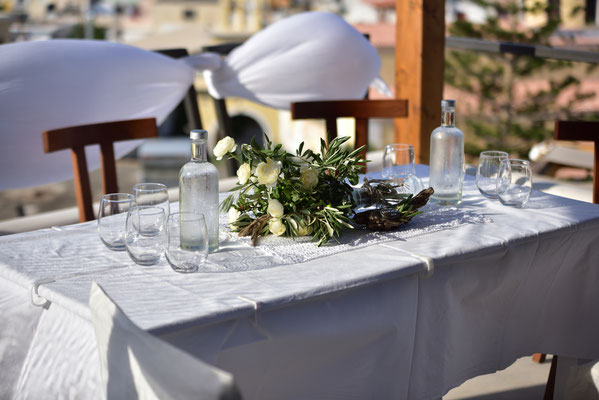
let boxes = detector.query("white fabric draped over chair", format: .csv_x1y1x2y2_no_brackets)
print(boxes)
0,40,194,190
185,11,387,110
89,282,242,400
0,11,385,190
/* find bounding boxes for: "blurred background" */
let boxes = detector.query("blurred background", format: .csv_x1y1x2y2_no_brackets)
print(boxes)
0,0,597,222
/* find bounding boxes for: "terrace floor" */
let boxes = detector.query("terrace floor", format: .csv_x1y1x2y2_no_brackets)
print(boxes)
444,356,553,399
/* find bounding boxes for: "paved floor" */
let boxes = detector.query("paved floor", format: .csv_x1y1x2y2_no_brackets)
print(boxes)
444,356,553,399
0,158,145,221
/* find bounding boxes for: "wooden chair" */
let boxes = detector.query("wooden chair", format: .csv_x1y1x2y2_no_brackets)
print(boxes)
201,38,374,144
554,120,599,204
290,99,409,157
42,118,158,222
536,120,598,400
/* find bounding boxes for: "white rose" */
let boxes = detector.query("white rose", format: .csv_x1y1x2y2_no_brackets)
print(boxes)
289,218,311,236
297,221,311,236
267,199,284,218
269,218,286,236
213,136,237,160
256,158,281,187
228,207,240,229
236,163,251,185
300,167,319,190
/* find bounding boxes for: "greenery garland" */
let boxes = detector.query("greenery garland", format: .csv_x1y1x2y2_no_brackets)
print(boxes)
216,135,430,246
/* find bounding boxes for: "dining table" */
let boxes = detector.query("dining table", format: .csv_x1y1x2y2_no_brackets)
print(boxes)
1,165,599,400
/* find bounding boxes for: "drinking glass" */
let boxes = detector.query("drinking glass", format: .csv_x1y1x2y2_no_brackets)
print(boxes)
133,183,170,217
382,144,424,195
476,151,509,198
165,212,208,273
125,206,166,266
98,193,135,251
496,159,532,208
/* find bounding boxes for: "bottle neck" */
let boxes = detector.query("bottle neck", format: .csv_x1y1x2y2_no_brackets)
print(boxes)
441,109,455,127
191,140,207,162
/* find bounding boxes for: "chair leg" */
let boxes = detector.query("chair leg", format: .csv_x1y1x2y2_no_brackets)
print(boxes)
543,355,558,400
355,118,368,171
325,119,337,146
71,147,95,222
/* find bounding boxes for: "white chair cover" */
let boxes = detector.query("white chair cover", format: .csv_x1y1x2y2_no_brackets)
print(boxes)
186,11,386,110
0,40,194,190
0,13,386,190
89,282,242,400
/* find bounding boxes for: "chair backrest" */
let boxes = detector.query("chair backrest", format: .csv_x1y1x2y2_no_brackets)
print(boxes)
89,282,242,400
42,118,158,222
554,120,599,204
154,48,203,131
0,16,12,44
200,38,373,144
290,99,409,158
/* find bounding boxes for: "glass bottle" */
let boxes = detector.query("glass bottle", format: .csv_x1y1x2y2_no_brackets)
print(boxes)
179,129,219,252
429,99,465,205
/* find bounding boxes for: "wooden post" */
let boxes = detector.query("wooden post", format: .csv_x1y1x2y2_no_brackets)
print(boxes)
395,0,445,164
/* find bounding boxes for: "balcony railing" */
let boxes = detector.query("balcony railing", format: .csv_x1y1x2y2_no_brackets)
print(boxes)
446,36,599,64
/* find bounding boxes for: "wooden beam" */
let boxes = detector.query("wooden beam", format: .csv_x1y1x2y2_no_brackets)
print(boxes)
395,0,445,164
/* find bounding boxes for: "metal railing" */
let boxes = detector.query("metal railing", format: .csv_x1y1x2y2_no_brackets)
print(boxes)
446,36,599,64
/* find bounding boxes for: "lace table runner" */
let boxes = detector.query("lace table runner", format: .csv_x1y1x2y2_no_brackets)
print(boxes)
214,203,492,271
0,203,492,288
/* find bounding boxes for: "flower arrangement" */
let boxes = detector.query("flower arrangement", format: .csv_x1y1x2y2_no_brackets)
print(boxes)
217,135,432,246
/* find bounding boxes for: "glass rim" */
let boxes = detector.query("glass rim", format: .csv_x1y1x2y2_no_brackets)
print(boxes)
168,211,206,221
500,158,531,165
128,205,165,214
480,151,509,157
101,193,135,202
133,183,168,193
384,143,414,150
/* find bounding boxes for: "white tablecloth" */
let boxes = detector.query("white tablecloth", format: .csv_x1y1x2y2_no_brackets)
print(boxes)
2,167,599,400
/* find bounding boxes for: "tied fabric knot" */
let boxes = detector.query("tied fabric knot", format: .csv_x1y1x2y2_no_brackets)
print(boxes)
181,11,384,110
182,52,223,72
30,278,56,307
